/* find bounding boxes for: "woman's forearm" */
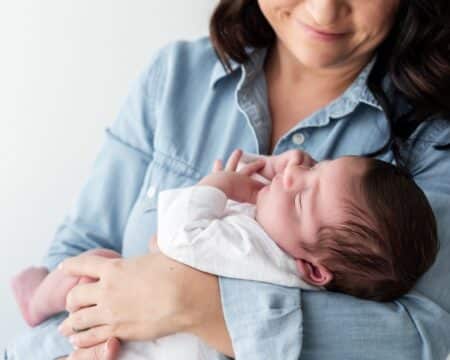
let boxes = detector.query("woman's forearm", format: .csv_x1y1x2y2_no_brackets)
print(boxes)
181,268,234,358
59,253,234,357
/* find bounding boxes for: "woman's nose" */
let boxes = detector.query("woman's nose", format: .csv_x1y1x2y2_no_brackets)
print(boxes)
305,0,349,27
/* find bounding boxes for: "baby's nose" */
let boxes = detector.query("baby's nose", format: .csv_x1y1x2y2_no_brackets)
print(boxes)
283,164,309,190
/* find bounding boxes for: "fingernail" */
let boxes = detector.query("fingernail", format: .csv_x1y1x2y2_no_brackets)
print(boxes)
58,262,63,270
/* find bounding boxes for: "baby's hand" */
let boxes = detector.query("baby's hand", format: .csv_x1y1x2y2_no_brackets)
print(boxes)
199,149,266,204
259,150,317,180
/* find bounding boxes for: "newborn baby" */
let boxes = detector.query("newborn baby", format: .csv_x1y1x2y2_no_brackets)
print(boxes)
157,149,438,300
11,149,438,359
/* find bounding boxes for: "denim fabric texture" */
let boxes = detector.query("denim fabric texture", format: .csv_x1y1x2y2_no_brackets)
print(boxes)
6,37,450,360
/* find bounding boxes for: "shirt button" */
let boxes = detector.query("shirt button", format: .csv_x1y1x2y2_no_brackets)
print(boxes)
292,133,305,145
147,186,156,199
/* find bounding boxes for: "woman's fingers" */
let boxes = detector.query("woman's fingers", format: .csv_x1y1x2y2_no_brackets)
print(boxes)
67,338,120,360
60,305,106,336
69,325,116,348
60,255,110,278
65,281,101,313
103,338,121,360
225,149,242,171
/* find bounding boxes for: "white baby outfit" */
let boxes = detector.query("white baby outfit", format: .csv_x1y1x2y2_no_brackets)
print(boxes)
157,185,317,289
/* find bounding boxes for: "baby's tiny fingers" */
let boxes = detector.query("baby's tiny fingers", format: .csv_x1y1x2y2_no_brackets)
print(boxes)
225,149,243,171
212,159,223,172
239,159,266,175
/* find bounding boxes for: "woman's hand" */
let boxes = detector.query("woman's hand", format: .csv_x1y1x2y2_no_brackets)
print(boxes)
58,252,234,357
57,338,121,360
59,253,194,342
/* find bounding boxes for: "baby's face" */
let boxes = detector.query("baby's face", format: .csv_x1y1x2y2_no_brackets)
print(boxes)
255,156,368,266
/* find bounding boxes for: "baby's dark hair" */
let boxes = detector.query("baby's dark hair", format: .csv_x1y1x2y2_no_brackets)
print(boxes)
304,158,438,302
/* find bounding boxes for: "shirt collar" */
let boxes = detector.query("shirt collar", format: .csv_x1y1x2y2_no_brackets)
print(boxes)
210,47,382,114
209,47,267,88
209,59,238,88
327,57,382,119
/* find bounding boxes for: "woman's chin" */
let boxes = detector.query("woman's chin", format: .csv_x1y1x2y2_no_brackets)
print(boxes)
290,46,353,71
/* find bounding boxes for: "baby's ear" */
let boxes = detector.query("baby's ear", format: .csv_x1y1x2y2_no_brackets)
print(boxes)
296,259,333,287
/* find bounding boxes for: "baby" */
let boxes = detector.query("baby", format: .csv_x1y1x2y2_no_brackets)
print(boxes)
11,149,438,359
156,149,438,300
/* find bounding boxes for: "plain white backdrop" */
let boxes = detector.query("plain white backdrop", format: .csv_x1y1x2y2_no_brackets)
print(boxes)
0,1,215,350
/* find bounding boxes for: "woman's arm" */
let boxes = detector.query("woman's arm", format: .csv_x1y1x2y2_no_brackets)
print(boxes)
7,45,170,359
220,120,450,360
58,252,234,358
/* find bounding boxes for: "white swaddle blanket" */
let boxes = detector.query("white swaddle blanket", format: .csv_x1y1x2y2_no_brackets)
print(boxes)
119,334,221,360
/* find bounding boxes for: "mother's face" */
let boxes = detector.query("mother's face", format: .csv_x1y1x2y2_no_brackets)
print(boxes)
258,0,401,69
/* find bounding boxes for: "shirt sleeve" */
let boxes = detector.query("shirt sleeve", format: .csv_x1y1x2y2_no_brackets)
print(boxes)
42,46,168,271
7,46,169,359
158,186,310,288
219,121,450,359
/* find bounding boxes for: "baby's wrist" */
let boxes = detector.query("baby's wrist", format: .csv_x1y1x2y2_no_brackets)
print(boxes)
198,175,231,197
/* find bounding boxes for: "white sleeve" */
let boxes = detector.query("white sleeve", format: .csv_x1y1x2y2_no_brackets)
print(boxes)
157,185,318,289
157,185,228,252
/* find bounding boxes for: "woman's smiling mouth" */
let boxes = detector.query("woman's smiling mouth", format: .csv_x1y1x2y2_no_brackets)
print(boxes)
295,19,350,42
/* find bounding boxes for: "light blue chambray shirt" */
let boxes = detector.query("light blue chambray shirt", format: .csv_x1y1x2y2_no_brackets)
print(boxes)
6,37,450,360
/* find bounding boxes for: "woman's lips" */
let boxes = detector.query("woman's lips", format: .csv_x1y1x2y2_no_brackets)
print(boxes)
296,20,349,42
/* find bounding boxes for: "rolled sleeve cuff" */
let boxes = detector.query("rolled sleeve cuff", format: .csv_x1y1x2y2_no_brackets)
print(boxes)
5,313,72,360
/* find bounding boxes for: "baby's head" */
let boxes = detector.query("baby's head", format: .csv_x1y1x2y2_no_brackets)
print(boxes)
255,156,438,302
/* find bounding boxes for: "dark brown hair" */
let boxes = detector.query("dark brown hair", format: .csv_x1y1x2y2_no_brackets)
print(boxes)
209,0,450,158
305,159,438,302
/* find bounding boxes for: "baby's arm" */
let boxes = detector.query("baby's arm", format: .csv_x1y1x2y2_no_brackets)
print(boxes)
11,248,120,327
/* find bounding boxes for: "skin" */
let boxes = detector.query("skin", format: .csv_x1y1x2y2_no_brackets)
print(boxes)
202,150,370,288
255,156,369,286
259,0,400,73
57,0,401,358
261,0,400,147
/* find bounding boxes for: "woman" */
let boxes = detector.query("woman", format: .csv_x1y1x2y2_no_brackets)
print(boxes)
8,0,450,359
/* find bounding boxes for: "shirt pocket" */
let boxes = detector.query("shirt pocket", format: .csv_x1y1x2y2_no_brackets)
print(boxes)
122,150,202,258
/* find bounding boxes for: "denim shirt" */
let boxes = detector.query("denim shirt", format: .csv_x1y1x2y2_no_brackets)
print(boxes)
6,37,450,360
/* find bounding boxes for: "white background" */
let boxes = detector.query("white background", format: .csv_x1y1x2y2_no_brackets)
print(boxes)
0,1,215,351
